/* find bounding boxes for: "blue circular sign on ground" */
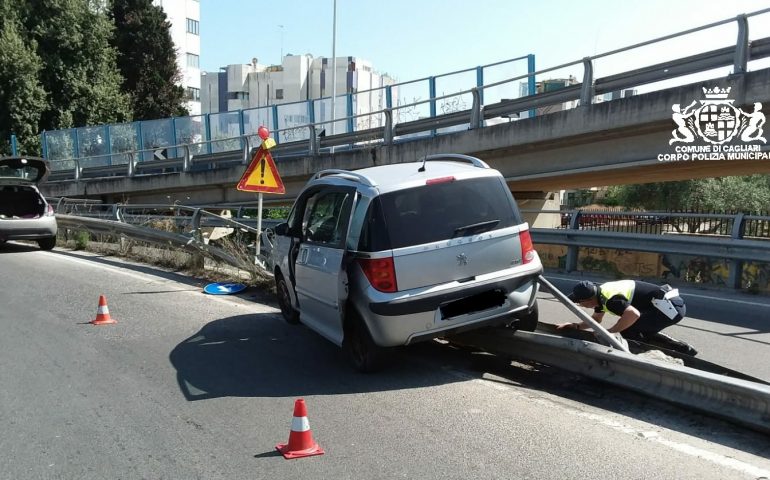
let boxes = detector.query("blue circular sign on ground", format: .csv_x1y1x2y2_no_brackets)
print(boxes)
203,282,247,295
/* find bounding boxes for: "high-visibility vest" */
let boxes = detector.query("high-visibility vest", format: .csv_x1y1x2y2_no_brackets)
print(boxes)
598,280,635,315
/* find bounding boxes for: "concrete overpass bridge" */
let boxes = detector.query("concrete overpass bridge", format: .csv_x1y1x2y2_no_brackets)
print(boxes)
40,11,770,208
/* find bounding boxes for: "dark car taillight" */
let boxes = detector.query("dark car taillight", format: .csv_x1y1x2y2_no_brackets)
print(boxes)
358,257,398,292
519,229,535,264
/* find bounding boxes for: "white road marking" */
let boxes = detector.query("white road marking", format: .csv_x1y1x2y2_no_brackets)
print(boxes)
43,251,278,312
444,367,770,478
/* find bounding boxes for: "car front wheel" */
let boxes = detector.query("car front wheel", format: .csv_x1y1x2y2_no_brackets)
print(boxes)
37,236,56,251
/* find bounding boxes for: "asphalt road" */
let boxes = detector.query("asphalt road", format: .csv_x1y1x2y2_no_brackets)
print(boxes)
1,244,770,479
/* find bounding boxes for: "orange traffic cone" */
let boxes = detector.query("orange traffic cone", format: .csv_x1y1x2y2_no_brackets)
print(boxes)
276,399,324,459
90,295,117,325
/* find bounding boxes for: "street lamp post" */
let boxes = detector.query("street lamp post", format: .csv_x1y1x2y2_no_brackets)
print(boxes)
331,0,337,149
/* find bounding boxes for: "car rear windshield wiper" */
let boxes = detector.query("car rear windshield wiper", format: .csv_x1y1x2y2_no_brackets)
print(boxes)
452,219,500,238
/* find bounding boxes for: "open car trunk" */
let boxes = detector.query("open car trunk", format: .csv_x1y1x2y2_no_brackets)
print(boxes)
0,185,47,219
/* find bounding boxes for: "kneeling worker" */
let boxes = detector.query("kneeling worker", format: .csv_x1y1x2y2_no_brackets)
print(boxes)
556,279,697,356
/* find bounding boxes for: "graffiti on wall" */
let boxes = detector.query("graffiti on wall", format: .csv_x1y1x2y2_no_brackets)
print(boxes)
534,244,770,293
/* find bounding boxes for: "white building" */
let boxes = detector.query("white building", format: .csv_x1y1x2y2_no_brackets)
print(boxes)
202,54,396,129
152,0,201,115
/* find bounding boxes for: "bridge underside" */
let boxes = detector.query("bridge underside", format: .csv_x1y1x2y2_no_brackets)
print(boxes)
41,67,770,205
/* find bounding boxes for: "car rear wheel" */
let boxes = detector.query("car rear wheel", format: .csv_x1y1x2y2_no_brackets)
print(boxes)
37,236,56,251
343,312,385,373
275,272,300,324
510,302,539,332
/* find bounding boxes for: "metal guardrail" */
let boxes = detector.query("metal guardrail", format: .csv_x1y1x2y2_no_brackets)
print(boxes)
526,209,770,289
450,326,770,435
43,9,770,182
52,202,770,292
54,202,284,272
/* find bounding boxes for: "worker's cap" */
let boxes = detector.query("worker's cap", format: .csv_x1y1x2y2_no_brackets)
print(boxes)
567,281,597,302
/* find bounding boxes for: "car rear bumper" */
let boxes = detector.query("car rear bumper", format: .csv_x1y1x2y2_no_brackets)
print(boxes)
0,218,57,241
358,268,541,347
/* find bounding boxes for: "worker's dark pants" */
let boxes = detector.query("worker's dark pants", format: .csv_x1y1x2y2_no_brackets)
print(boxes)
620,296,686,340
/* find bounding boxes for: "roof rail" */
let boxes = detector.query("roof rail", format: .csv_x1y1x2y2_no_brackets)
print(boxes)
311,169,377,187
418,154,489,171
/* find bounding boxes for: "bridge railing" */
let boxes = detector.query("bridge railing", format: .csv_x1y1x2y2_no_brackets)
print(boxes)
43,8,770,182
523,209,770,289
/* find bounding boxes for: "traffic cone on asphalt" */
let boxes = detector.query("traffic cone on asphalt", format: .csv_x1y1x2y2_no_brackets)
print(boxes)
90,295,117,325
275,399,324,459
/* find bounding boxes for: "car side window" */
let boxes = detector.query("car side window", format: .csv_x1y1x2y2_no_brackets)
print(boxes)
302,190,352,248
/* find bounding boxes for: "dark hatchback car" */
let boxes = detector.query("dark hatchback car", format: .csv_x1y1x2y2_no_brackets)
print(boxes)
0,157,57,250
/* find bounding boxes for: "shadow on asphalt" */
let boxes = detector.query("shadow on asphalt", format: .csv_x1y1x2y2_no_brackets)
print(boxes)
169,313,455,401
169,313,770,460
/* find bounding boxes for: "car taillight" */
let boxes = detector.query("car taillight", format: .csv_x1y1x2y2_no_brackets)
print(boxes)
519,229,535,264
358,257,398,293
45,204,55,216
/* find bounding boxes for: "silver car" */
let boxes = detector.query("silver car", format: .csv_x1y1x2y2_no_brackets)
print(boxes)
271,154,542,371
0,157,57,250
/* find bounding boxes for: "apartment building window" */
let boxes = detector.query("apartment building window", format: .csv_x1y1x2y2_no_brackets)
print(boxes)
186,87,200,101
275,89,284,100
227,92,249,101
186,18,199,35
186,53,199,68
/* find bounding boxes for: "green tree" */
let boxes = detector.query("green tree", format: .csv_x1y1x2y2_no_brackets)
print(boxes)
606,176,770,213
110,0,188,121
20,0,132,132
0,6,46,155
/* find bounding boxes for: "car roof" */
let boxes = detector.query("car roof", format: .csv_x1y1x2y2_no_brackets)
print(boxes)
311,155,501,194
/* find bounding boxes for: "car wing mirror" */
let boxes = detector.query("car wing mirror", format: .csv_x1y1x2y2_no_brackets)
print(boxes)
274,222,289,236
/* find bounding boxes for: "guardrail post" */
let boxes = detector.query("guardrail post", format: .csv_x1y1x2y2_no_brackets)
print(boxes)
385,85,392,109
346,93,354,134
189,208,205,269
734,14,749,75
728,213,746,289
580,57,594,106
272,106,280,144
384,108,393,145
476,66,484,106
309,124,318,155
241,135,251,164
182,145,191,172
204,114,212,154
429,76,437,137
74,159,81,181
527,54,536,119
565,210,581,271
469,88,483,130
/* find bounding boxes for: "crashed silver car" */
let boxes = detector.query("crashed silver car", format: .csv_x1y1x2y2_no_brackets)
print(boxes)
270,154,542,372
0,157,57,250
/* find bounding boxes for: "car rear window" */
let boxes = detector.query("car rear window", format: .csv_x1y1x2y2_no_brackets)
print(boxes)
359,176,522,251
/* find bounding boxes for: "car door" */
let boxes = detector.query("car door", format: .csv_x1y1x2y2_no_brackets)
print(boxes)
293,186,356,345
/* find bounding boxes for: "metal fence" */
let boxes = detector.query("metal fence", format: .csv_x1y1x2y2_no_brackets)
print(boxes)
41,8,770,180
53,200,770,291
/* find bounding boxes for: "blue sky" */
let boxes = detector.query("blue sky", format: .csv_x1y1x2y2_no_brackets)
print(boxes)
201,0,770,85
